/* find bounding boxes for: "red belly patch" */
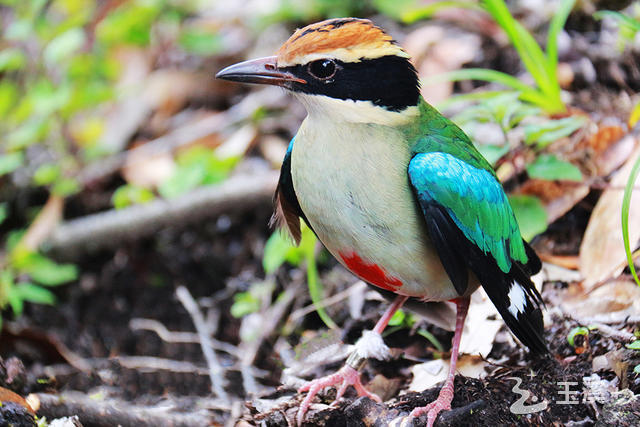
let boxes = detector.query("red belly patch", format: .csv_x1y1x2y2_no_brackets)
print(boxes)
339,251,403,292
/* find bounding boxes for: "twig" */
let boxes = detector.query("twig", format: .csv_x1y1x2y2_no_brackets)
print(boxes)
239,286,300,396
115,356,210,375
32,391,214,427
45,171,279,258
129,318,240,356
175,285,228,399
77,87,287,186
588,323,637,342
287,281,367,323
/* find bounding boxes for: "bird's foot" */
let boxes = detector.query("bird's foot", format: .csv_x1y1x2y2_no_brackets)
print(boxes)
296,364,381,425
404,386,454,427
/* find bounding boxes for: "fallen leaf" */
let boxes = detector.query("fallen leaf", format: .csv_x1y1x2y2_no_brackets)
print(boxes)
580,143,640,288
121,140,176,189
408,354,486,392
0,386,35,414
556,280,640,323
459,290,503,357
98,47,151,153
215,124,258,159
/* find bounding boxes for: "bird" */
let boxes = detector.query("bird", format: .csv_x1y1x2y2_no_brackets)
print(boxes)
216,17,547,426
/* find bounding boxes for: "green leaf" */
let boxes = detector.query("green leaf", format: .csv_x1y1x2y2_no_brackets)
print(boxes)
634,364,640,375
44,28,86,64
16,252,78,286
0,203,7,226
526,154,582,181
477,144,509,166
388,309,406,326
524,116,586,148
158,165,206,199
11,282,56,305
622,152,640,288
33,164,61,186
508,195,548,241
263,231,297,274
546,0,576,78
0,269,15,307
398,0,481,23
483,0,554,97
178,28,223,55
567,326,589,346
7,288,24,316
626,340,640,350
594,11,640,32
0,152,24,176
302,226,336,329
0,81,18,116
6,119,50,150
0,48,27,71
417,328,445,352
111,184,155,209
52,177,81,197
230,291,261,318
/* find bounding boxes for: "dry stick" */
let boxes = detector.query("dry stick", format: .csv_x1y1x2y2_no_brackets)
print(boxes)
239,286,299,396
175,285,228,400
33,391,212,427
45,171,279,258
78,87,287,186
129,317,241,356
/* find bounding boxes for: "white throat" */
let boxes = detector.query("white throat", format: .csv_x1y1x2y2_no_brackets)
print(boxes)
294,93,419,127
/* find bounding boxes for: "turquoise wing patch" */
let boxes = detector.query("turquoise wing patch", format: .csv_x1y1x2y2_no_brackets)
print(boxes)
408,152,527,273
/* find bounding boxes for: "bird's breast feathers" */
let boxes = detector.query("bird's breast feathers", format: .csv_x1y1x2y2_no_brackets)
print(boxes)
290,114,474,300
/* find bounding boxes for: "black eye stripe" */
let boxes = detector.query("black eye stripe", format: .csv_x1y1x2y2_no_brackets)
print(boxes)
283,55,420,112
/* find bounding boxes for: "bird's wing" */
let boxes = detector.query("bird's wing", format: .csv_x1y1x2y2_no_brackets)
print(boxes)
408,142,546,353
272,136,307,244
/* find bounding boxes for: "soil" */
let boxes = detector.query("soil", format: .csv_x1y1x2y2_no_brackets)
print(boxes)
2,5,640,427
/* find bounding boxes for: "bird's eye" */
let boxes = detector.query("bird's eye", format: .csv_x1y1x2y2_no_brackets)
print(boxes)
307,59,337,81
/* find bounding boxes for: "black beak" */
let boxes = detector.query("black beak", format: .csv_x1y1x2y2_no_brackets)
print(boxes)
215,56,306,87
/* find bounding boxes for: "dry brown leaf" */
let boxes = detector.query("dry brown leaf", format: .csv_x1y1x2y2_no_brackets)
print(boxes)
519,179,590,223
216,124,258,159
121,141,176,189
20,195,64,252
143,70,217,117
557,280,640,323
99,47,152,153
0,386,35,414
579,143,640,288
537,254,580,270
259,135,289,168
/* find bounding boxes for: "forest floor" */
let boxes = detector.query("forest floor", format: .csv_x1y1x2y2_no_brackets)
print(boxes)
1,1,640,427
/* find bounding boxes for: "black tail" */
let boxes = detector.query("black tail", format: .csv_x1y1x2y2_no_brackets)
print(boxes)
422,203,548,354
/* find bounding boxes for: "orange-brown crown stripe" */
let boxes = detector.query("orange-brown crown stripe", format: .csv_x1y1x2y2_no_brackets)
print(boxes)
276,18,406,66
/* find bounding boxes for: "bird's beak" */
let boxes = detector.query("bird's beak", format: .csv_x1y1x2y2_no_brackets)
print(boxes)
215,56,306,87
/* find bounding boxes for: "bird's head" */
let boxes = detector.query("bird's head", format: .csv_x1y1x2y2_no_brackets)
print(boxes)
216,18,421,125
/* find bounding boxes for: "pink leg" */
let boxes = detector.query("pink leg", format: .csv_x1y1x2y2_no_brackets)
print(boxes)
297,295,408,425
409,297,470,427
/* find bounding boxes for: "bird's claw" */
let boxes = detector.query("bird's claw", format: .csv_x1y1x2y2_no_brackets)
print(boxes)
296,364,381,425
399,391,452,427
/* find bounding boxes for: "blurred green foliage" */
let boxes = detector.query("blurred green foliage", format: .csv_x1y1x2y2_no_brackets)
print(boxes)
0,229,78,330
0,0,229,322
594,4,640,51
